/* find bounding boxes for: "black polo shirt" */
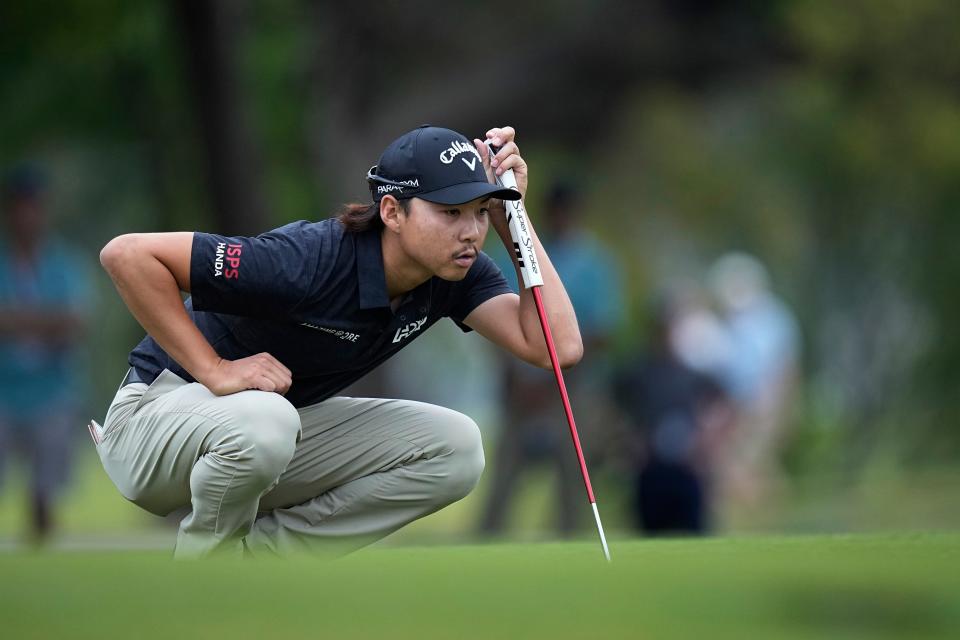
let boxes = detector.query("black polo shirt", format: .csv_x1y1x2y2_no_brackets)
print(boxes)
128,218,512,408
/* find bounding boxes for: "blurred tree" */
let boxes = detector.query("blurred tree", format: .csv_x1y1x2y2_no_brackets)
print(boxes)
303,0,777,204
0,0,206,411
589,0,960,467
172,0,269,235
781,0,960,460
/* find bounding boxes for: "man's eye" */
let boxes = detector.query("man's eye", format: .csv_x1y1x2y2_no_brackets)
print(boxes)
445,209,460,216
479,208,489,216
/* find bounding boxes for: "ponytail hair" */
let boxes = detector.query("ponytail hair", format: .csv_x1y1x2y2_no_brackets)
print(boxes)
336,203,381,233
336,199,409,233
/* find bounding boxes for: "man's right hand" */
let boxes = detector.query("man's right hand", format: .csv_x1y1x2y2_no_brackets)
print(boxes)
199,352,293,396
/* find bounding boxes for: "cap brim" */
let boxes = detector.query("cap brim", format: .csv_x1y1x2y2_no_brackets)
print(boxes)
417,181,521,205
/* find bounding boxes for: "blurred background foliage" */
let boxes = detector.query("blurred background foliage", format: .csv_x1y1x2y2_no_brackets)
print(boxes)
1,0,958,539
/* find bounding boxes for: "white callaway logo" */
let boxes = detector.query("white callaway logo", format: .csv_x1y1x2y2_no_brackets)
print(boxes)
439,140,481,171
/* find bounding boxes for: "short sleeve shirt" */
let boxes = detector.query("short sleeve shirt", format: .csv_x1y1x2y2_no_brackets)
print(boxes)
128,218,512,408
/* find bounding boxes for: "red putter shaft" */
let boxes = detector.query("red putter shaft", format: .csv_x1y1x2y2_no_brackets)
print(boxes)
532,287,611,562
531,287,595,503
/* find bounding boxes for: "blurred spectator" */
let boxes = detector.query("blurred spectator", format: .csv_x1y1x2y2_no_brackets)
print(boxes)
478,181,623,537
614,292,733,534
0,165,91,545
706,252,801,509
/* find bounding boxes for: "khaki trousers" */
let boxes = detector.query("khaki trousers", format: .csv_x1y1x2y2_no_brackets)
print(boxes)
94,370,484,558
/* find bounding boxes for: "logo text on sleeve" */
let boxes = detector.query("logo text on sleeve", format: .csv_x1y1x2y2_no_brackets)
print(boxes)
214,242,242,279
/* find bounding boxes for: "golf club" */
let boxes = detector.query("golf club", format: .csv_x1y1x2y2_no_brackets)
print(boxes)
486,141,612,562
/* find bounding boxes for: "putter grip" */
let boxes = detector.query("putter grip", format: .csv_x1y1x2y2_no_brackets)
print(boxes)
495,167,544,289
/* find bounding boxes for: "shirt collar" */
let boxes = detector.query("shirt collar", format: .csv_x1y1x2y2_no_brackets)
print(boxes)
356,228,390,310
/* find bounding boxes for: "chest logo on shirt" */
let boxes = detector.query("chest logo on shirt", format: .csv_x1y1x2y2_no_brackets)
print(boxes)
393,316,427,344
300,322,360,342
214,242,242,279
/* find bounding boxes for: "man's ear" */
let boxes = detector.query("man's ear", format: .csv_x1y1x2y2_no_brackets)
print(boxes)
380,196,403,233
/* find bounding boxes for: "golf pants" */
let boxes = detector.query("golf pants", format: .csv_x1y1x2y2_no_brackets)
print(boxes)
93,369,485,558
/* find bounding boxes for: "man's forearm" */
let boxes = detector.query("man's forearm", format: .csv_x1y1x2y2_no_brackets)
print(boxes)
492,216,583,368
100,235,220,381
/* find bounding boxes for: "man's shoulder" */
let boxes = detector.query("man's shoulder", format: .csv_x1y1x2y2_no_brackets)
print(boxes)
265,217,343,241
256,218,354,267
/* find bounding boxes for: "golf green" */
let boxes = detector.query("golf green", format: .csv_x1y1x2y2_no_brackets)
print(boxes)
1,533,957,639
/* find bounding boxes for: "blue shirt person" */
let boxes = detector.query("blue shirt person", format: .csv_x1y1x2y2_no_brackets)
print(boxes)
0,165,91,544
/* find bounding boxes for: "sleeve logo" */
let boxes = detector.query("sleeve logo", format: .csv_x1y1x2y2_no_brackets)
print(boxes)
214,242,242,279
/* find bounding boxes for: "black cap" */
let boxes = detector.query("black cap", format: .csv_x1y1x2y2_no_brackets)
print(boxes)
367,125,521,205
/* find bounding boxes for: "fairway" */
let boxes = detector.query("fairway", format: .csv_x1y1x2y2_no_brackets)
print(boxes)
1,533,957,639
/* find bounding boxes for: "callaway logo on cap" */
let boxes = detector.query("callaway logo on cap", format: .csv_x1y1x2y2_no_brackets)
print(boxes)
367,125,522,205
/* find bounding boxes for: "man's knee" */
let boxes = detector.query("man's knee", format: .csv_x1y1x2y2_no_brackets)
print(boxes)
230,392,301,481
433,410,485,503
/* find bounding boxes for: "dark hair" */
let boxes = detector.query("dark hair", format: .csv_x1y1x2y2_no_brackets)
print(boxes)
336,199,409,233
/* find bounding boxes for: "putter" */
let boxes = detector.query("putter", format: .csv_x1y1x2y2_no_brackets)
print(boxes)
486,141,611,562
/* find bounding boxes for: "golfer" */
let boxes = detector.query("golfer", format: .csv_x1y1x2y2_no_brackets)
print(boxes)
94,125,582,557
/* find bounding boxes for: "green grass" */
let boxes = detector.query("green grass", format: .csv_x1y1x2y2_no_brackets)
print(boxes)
6,440,959,546
0,533,957,639
3,438,959,637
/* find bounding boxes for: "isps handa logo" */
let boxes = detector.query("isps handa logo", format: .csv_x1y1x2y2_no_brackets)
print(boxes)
392,317,427,344
214,242,242,279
